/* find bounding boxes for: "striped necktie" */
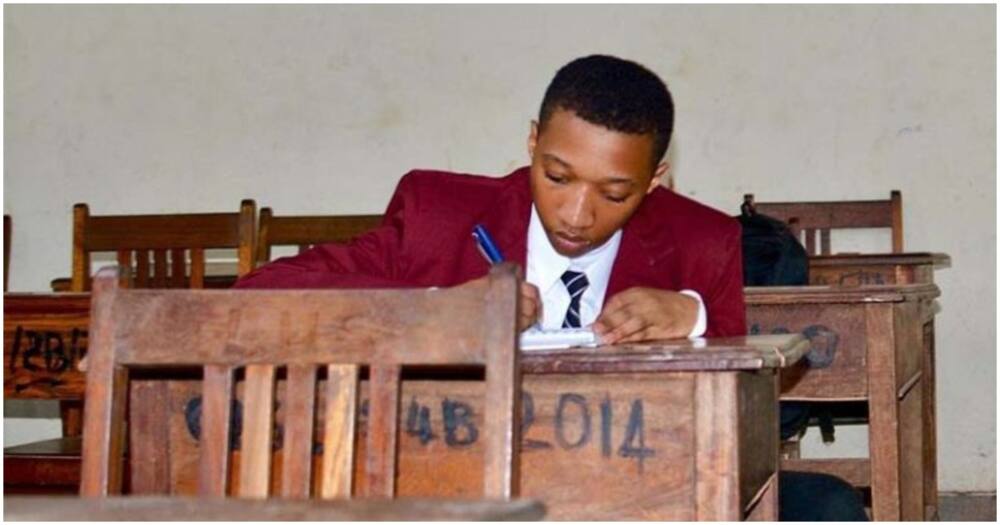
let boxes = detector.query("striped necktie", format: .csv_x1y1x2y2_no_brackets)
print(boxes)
560,270,590,328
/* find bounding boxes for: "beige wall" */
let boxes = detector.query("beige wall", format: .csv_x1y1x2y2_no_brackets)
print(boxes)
3,4,995,491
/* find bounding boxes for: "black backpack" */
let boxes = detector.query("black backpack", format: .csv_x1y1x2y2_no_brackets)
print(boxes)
736,198,808,287
736,198,828,442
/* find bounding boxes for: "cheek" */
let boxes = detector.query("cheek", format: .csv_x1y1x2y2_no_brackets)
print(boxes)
594,202,638,235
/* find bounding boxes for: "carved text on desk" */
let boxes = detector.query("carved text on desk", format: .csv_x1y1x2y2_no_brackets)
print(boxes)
811,269,887,286
4,326,88,396
749,323,839,368
179,390,655,471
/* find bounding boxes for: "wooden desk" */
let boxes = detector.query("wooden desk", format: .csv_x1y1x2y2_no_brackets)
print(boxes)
808,252,950,286
3,298,804,520
746,283,940,520
114,335,805,520
4,495,546,521
4,293,91,494
806,251,949,520
5,292,807,519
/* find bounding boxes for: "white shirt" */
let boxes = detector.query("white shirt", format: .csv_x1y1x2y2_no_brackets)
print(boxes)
524,205,707,337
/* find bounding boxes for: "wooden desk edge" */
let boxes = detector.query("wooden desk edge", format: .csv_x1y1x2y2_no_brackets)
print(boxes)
744,283,940,304
808,252,951,268
523,334,809,373
3,496,547,521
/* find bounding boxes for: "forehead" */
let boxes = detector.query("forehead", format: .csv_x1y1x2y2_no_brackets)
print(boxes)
537,109,656,183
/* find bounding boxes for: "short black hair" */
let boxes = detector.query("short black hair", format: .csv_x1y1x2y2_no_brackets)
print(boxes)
538,55,674,164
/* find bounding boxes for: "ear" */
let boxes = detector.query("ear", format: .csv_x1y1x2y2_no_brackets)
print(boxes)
528,120,539,159
646,161,669,194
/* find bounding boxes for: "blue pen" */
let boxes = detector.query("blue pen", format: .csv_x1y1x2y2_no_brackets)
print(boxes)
472,224,504,264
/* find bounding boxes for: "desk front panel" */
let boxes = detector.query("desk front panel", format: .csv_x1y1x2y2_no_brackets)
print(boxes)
808,253,948,287
131,370,775,520
746,303,869,399
4,295,91,400
746,287,936,401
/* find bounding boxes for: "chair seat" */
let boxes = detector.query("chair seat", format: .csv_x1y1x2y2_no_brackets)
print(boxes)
4,437,82,494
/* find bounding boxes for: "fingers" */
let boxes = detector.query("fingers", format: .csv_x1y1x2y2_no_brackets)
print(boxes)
518,281,542,331
594,298,643,343
600,315,648,345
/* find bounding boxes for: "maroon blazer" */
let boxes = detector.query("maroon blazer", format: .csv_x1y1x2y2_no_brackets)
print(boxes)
236,167,747,337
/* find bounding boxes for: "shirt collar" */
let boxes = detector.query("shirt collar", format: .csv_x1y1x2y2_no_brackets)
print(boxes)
525,204,622,294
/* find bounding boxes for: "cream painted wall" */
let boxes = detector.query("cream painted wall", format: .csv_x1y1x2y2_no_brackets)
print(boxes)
3,4,995,491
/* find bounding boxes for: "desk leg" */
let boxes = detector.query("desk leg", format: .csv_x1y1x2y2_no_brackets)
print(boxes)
694,372,740,521
922,320,939,519
866,304,901,521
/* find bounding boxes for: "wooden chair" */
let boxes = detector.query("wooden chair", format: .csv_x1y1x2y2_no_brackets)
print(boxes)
742,191,903,255
5,214,11,291
255,208,382,266
69,200,257,292
80,264,521,499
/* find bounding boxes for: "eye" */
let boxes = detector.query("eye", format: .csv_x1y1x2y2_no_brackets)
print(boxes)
545,172,568,185
604,194,629,203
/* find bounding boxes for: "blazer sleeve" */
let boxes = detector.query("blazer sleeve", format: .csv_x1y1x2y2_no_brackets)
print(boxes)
701,222,748,338
234,175,417,289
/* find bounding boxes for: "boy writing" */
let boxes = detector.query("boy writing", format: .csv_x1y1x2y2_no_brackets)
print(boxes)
236,54,866,521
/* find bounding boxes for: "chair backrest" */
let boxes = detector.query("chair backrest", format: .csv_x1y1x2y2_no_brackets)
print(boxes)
255,208,383,265
79,264,521,499
742,191,903,255
71,201,256,291
4,214,11,291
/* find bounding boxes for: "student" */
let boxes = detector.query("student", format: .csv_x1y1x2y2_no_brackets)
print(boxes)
236,54,866,521
236,54,744,343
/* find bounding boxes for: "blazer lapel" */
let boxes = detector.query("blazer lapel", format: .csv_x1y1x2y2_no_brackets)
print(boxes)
476,167,532,268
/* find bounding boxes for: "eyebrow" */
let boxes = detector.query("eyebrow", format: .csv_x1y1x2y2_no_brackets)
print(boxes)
541,153,572,170
542,153,638,187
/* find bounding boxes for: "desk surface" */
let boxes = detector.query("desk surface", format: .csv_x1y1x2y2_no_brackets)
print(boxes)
744,282,940,304
4,496,545,521
523,334,808,373
809,252,951,268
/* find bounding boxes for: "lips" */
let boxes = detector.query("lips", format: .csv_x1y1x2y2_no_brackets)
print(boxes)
552,233,591,254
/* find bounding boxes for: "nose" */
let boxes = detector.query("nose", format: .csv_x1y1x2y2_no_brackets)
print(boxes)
559,186,596,231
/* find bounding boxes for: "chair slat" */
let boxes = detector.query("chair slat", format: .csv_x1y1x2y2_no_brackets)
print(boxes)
116,250,133,288
198,365,234,497
135,250,150,287
820,229,831,255
281,364,317,498
153,250,168,287
364,365,400,497
79,274,127,496
189,248,205,289
238,364,276,498
805,229,817,255
128,381,170,494
319,364,358,499
481,271,520,499
170,248,186,288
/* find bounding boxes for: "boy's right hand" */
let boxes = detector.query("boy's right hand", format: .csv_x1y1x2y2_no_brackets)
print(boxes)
519,280,542,332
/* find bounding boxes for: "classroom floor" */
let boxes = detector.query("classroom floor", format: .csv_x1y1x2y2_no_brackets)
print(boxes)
937,492,997,521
